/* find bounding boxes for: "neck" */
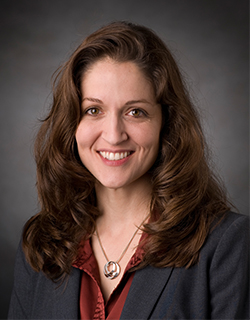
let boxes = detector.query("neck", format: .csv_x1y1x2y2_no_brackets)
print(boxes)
95,175,152,231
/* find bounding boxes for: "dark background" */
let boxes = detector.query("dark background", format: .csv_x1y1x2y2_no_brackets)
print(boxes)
0,0,248,318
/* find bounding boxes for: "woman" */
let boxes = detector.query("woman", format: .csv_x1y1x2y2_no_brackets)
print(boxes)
8,21,249,319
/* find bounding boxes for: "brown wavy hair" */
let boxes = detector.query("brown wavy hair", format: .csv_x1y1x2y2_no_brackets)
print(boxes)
22,21,230,281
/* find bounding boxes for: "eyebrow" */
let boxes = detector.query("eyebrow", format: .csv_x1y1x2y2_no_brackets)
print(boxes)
82,97,103,103
125,99,150,105
82,97,150,105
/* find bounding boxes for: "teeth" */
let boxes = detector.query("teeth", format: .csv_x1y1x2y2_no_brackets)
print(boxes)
114,153,120,160
99,151,130,160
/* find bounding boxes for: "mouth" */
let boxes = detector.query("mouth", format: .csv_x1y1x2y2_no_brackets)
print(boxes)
99,151,133,161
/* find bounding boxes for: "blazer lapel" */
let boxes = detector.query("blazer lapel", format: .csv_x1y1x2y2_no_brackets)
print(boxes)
120,265,174,319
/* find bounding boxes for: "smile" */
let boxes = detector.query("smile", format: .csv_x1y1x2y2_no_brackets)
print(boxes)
99,151,132,161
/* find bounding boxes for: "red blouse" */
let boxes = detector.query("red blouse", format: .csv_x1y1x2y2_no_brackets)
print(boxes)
73,237,145,320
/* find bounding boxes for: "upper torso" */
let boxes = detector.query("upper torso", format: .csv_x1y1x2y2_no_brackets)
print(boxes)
8,211,250,319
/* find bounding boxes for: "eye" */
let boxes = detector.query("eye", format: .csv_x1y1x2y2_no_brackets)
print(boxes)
128,109,146,117
85,107,100,116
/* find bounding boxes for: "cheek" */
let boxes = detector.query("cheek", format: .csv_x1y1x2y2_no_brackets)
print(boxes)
75,123,93,150
75,127,84,148
137,125,161,150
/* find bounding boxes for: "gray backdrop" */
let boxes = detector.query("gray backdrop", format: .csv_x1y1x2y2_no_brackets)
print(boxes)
0,0,248,318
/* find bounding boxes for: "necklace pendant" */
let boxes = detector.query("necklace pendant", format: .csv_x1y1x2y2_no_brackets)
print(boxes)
104,261,120,280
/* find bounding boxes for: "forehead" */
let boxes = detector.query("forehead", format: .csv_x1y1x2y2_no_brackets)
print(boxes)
81,58,156,102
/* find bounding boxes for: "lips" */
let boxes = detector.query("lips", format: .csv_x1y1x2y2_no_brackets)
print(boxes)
99,151,132,161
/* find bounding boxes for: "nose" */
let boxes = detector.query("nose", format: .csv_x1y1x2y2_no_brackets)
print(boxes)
102,113,128,145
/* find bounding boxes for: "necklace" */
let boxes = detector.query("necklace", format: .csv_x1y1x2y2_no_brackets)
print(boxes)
95,213,150,280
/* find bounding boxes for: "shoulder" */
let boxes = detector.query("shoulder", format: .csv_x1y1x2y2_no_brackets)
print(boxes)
212,210,249,232
201,211,249,318
169,211,249,318
9,242,53,318
198,211,249,265
204,211,249,253
8,241,81,319
122,212,249,319
13,241,36,284
12,241,82,289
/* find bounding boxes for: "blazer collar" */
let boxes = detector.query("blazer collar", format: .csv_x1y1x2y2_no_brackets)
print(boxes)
120,265,174,319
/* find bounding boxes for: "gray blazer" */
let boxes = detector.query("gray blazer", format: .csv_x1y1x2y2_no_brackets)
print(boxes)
8,212,249,319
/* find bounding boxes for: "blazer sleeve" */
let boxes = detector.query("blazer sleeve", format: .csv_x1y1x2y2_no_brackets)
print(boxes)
209,213,249,319
8,242,81,319
8,242,34,319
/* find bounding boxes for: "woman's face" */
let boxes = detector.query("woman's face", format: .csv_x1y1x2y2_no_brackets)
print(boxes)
75,58,162,190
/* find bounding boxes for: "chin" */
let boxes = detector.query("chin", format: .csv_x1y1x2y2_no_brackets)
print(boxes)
94,176,132,190
99,181,127,190
96,174,149,191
